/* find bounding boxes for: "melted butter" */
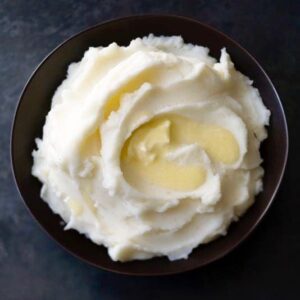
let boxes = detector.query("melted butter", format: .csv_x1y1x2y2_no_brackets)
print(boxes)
168,115,240,164
121,115,240,192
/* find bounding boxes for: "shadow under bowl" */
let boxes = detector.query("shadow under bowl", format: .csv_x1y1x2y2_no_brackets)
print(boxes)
11,15,288,276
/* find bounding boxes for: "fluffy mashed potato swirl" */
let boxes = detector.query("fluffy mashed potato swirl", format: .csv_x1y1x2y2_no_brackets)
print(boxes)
32,35,270,261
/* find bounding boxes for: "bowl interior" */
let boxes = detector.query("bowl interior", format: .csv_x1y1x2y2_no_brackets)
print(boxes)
11,15,288,275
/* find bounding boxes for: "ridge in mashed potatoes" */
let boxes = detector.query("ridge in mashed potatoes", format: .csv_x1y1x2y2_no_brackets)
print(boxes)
32,34,270,262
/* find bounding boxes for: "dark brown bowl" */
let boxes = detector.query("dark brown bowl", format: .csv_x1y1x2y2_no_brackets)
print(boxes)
11,15,288,276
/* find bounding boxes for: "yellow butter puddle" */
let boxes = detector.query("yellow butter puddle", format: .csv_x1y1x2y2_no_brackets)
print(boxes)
121,114,239,192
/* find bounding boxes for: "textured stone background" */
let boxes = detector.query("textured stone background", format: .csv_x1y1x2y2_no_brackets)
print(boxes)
0,1,299,299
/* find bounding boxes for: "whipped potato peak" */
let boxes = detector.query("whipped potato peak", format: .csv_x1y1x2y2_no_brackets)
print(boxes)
32,35,270,262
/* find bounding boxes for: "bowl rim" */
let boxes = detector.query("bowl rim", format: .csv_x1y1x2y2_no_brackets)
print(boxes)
11,14,289,276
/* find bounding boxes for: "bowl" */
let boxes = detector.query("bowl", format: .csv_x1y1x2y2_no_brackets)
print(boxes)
11,15,288,275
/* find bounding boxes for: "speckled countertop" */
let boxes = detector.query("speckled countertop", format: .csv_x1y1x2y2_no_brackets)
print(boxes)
0,1,299,299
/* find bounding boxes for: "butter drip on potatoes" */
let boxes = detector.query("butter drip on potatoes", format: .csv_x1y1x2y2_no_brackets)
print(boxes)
121,115,240,192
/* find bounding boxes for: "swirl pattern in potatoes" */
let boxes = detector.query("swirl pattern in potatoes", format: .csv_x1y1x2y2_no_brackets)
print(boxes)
32,35,270,261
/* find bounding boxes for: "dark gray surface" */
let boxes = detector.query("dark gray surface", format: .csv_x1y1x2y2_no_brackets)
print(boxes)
0,0,299,299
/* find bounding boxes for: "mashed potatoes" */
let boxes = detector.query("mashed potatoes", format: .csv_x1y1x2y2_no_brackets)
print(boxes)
32,35,270,261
